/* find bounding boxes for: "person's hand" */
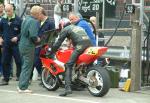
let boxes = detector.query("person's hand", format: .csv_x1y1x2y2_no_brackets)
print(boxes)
67,39,73,48
0,37,3,45
46,47,54,58
11,37,18,43
37,37,41,43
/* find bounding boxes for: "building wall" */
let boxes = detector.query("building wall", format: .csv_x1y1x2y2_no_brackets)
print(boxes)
15,0,149,20
4,0,150,19
8,0,150,47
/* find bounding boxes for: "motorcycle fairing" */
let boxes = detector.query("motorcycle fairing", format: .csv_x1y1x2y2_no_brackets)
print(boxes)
55,47,108,65
40,57,65,75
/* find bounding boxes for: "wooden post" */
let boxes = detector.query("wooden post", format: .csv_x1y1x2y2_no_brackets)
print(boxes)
130,8,142,91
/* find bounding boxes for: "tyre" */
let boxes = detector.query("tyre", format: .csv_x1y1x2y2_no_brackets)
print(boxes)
86,65,110,97
41,68,59,91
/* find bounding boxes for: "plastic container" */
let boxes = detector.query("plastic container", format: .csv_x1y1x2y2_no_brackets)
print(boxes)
106,66,119,88
119,77,127,88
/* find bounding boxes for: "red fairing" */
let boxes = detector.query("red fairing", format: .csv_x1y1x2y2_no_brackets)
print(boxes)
55,48,74,63
55,47,108,65
77,47,108,64
40,46,108,75
40,57,65,75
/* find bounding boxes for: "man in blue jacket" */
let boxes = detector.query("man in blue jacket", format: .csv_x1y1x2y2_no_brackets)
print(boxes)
68,12,96,46
0,4,22,85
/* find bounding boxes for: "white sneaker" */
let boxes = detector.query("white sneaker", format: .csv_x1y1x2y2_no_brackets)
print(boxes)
17,87,32,93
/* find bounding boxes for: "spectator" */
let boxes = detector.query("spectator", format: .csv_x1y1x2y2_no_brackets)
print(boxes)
54,0,64,29
33,7,55,79
90,16,104,46
0,3,4,18
0,3,4,76
0,4,22,85
68,12,96,46
90,16,106,65
17,5,41,93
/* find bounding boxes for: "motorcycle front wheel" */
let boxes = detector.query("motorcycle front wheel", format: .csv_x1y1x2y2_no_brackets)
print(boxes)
41,68,59,91
86,65,110,97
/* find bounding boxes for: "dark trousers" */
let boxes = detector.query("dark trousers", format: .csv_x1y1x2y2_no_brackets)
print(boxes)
0,48,2,74
64,45,88,89
2,44,21,82
30,47,42,80
34,47,42,75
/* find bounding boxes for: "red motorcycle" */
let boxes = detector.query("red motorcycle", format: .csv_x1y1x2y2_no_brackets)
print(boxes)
40,44,110,97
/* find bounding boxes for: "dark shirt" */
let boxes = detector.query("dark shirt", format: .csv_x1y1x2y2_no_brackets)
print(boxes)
0,14,22,44
38,17,55,37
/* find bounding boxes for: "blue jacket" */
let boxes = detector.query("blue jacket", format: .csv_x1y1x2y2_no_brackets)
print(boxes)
0,14,22,44
75,19,96,46
38,17,55,37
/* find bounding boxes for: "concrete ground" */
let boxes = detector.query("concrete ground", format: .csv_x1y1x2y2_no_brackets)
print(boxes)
0,79,150,103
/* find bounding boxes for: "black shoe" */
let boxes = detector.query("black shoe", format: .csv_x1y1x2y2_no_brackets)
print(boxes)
59,89,72,96
0,80,8,86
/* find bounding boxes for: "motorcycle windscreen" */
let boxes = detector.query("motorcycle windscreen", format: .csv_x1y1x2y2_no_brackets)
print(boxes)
77,47,108,64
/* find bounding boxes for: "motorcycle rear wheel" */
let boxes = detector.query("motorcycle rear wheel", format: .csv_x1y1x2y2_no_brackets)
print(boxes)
41,68,59,91
86,65,110,97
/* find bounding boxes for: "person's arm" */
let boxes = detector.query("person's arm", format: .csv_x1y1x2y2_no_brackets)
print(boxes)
49,21,55,30
30,37,40,44
0,18,4,45
51,28,68,53
17,17,23,40
11,17,22,43
29,19,41,44
0,18,3,37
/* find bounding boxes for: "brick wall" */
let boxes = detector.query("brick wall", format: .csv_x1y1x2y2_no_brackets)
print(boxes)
25,0,56,19
25,0,150,19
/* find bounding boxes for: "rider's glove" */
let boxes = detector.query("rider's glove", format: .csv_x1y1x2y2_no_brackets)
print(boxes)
47,47,52,52
46,47,54,58
46,47,51,55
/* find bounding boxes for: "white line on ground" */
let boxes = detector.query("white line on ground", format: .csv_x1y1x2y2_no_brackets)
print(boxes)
0,89,99,103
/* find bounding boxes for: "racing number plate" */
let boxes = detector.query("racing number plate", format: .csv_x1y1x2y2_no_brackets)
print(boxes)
86,47,98,55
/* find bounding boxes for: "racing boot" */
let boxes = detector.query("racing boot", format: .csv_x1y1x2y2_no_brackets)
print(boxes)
59,85,72,96
59,65,72,96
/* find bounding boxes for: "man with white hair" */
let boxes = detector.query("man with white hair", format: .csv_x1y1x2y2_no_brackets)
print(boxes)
17,5,41,93
68,12,96,46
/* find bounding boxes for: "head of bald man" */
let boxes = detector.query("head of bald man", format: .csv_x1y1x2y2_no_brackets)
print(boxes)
0,3,4,14
5,4,14,17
